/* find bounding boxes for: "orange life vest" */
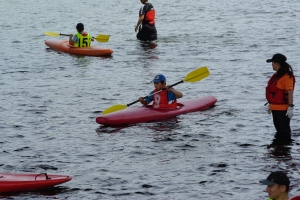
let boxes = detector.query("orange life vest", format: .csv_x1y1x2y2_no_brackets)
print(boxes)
266,74,295,104
152,90,177,109
145,9,155,25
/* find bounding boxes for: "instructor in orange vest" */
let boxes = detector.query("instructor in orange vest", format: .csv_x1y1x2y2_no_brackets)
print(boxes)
135,0,157,42
265,53,295,145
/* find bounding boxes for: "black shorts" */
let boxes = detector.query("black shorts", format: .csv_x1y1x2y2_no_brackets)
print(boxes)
137,24,157,41
272,110,292,144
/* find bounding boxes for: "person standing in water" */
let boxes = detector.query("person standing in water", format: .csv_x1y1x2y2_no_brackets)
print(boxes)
265,53,295,145
135,0,157,42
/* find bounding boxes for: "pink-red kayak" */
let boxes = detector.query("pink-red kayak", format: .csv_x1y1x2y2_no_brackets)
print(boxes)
45,40,113,57
0,173,72,193
96,96,217,126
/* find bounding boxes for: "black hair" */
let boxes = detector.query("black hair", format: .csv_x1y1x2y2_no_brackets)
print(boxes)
275,61,293,79
76,23,84,33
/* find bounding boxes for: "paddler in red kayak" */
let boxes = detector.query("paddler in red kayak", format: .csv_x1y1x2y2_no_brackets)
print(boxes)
135,0,157,42
69,23,94,47
139,74,183,108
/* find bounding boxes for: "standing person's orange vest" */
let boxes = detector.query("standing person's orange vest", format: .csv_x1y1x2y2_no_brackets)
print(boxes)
266,74,295,104
145,9,155,25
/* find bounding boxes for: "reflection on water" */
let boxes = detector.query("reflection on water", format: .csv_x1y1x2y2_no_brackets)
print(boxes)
0,186,74,199
267,145,292,160
96,116,180,134
140,40,157,50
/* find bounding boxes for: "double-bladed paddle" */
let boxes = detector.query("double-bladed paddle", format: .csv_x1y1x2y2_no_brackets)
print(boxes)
102,66,210,115
43,32,110,42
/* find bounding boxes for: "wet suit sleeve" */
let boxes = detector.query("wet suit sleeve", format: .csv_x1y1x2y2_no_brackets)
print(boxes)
144,91,154,103
139,5,146,16
167,91,176,102
72,35,78,43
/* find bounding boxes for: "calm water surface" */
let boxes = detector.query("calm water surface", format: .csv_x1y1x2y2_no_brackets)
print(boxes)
1,0,300,199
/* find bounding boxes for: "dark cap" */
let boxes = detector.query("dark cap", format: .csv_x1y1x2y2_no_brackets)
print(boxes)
260,171,290,187
153,74,166,82
266,53,287,63
76,23,84,30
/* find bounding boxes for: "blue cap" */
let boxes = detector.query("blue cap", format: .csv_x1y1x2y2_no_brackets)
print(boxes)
153,74,166,82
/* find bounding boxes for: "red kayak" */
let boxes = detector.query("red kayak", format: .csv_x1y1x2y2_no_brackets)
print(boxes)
0,173,72,193
96,96,217,126
45,40,113,57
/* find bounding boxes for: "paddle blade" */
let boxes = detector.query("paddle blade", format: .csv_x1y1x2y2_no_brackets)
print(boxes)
183,66,210,83
102,104,127,115
44,32,60,37
94,34,110,42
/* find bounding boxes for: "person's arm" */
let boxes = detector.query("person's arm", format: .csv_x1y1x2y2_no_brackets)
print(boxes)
135,6,145,32
139,91,153,105
288,90,293,105
69,34,74,45
139,97,150,105
286,89,294,118
135,15,144,32
168,87,183,99
69,34,78,46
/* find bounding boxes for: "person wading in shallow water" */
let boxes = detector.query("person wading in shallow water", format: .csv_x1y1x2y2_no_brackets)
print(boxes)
265,53,295,146
135,0,157,42
260,171,290,200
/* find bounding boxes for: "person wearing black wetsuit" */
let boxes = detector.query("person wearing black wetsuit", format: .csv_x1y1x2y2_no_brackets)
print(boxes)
135,0,157,41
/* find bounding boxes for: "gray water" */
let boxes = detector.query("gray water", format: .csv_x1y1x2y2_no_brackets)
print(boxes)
1,0,300,199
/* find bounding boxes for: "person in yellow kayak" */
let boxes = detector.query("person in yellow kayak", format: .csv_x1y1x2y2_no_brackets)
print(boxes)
139,74,183,108
69,23,94,47
260,171,290,200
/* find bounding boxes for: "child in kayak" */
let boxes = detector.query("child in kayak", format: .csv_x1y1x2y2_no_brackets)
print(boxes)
69,23,94,47
139,74,183,108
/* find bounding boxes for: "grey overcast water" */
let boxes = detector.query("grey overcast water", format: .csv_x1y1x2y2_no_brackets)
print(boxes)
1,0,300,199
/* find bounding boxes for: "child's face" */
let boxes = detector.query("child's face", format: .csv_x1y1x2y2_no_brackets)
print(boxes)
154,82,165,90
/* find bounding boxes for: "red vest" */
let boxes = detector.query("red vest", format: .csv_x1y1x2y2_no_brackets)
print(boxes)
266,74,295,104
152,90,177,108
145,9,155,25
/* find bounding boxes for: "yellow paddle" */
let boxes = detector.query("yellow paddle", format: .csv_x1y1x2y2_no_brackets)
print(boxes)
102,66,210,115
43,32,110,42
